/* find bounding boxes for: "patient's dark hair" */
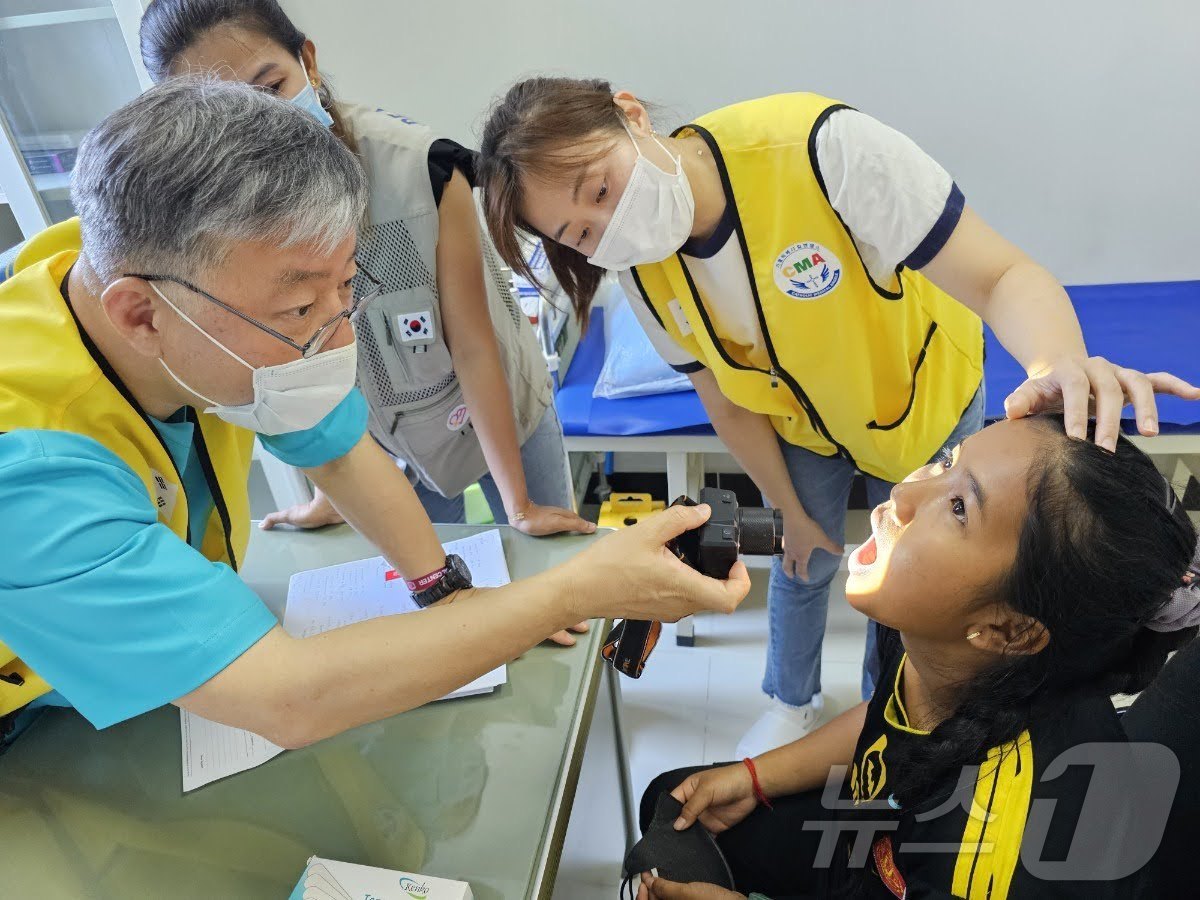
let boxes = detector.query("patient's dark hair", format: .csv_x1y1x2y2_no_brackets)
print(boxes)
890,416,1197,809
140,0,356,152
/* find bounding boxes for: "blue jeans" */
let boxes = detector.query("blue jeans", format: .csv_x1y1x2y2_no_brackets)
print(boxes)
411,404,574,523
762,387,986,706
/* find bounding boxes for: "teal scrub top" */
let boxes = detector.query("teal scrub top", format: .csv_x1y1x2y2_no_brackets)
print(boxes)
0,388,367,730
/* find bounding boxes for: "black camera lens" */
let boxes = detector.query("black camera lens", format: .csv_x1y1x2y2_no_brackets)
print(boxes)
737,507,784,556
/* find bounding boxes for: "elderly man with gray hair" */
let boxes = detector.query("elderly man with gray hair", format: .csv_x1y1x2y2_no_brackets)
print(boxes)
0,77,749,749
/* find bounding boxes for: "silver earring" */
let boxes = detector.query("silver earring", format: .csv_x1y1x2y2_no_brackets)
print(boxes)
966,631,982,641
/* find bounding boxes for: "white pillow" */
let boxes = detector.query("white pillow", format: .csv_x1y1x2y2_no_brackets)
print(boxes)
593,293,693,400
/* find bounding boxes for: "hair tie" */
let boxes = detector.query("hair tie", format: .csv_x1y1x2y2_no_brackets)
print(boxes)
1148,538,1200,633
1164,474,1179,514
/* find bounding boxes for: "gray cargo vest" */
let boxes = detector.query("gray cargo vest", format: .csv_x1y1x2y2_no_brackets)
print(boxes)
343,104,552,497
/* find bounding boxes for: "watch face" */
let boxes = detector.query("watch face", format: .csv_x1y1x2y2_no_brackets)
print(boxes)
447,554,472,584
413,555,472,608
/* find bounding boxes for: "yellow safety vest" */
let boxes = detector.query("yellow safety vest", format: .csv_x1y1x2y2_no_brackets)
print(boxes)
628,93,984,483
0,219,255,716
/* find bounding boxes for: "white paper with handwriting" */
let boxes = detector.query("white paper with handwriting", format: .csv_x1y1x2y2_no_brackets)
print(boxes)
180,530,510,791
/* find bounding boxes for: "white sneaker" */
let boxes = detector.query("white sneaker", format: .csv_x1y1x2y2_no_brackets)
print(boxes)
735,694,824,759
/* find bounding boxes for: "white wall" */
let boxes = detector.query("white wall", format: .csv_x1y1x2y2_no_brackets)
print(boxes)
277,0,1200,285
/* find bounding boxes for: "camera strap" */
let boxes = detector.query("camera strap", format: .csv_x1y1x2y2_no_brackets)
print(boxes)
601,618,663,679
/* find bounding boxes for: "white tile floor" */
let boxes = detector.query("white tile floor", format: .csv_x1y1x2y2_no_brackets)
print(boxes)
552,512,874,900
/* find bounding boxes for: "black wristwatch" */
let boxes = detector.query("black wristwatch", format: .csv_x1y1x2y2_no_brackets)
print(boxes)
409,554,473,608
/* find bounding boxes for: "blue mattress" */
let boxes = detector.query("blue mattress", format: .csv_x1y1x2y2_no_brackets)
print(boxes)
557,281,1200,437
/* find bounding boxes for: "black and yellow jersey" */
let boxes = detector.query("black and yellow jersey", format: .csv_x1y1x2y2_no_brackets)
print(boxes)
831,629,1140,899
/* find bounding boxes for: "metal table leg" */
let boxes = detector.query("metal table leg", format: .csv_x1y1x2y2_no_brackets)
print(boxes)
606,663,638,851
667,451,706,646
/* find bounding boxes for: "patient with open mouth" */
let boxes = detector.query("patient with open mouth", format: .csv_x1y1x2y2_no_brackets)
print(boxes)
634,414,1200,900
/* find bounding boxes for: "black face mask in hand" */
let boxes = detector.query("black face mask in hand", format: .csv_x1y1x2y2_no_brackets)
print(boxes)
621,792,736,898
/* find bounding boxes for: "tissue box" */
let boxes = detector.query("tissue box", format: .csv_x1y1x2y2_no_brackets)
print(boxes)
289,856,473,900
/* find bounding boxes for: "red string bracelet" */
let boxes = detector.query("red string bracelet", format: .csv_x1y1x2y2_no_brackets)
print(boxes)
742,757,773,810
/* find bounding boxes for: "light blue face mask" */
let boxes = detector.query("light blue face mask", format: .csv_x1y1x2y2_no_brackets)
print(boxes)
290,56,334,129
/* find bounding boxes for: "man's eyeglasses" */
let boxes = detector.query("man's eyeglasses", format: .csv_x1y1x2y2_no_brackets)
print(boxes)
124,263,385,359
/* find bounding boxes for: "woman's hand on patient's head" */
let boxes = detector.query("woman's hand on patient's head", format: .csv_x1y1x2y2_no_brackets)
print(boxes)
1003,357,1200,452
560,503,751,624
637,873,745,900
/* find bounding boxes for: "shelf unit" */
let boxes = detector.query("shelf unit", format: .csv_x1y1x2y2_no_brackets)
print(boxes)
0,0,149,238
0,7,117,31
0,170,71,204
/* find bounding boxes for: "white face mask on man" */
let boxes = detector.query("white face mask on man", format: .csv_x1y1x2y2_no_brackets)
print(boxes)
151,283,358,435
586,122,696,272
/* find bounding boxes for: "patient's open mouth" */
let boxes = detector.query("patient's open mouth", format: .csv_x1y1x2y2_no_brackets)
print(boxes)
852,534,878,568
849,505,889,578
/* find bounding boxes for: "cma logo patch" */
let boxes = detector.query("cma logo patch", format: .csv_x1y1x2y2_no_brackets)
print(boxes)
773,241,842,300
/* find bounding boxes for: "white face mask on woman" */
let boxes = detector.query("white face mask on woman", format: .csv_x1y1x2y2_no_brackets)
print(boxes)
153,283,358,435
587,123,696,271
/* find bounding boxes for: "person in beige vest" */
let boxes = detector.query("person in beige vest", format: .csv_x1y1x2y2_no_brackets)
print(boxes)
140,1,592,643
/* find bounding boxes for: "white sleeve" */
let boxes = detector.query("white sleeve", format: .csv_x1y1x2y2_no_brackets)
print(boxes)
814,108,965,272
616,271,702,371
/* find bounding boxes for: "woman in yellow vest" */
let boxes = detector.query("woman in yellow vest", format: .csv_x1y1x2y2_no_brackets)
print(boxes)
476,78,1198,758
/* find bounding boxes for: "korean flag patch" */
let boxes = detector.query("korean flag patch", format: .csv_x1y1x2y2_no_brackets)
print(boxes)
398,311,434,343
